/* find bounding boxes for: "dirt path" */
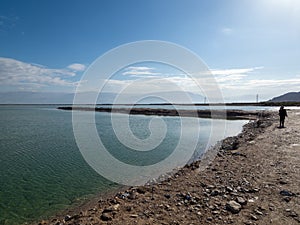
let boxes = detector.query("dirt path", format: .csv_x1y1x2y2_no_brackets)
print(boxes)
38,110,300,225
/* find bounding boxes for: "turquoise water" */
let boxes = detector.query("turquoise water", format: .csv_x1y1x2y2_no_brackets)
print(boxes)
0,105,247,224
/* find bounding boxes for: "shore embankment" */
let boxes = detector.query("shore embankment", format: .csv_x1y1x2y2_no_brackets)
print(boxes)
38,109,300,225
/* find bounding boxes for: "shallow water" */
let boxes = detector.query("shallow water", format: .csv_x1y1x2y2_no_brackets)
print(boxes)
0,105,248,224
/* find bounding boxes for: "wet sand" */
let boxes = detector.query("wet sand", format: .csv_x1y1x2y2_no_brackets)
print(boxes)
37,110,300,225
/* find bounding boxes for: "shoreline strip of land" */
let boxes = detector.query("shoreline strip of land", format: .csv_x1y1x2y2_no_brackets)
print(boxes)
57,106,271,120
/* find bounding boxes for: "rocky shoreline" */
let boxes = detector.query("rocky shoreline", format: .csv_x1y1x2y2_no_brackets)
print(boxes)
37,110,300,225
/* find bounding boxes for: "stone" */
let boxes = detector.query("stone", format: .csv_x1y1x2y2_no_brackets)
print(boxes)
236,197,247,205
212,210,220,215
136,187,147,194
279,180,288,185
130,214,139,218
54,222,63,225
283,196,291,202
64,215,72,221
210,189,220,196
226,200,242,214
280,190,295,196
128,192,137,200
164,194,171,199
102,204,120,213
248,199,255,203
184,194,192,201
288,211,298,218
100,213,112,221
226,186,233,192
254,209,263,215
221,136,239,150
250,214,258,221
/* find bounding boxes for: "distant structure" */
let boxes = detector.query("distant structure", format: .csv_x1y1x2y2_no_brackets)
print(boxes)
204,97,207,104
256,94,259,103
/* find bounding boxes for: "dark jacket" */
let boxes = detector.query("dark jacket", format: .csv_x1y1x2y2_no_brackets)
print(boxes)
279,108,287,118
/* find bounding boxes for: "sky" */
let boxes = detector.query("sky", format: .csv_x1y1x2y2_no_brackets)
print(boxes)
0,0,300,103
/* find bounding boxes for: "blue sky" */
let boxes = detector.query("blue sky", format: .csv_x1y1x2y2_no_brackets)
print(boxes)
0,0,300,102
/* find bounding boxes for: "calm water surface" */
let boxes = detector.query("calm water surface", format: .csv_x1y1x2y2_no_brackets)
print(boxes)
0,105,249,224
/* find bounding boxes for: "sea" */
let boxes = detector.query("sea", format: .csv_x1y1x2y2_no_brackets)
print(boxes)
0,104,276,224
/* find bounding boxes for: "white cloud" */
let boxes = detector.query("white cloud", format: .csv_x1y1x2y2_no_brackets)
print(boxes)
0,57,84,90
217,75,300,102
211,67,263,76
99,66,299,102
67,63,86,72
210,67,264,83
100,76,207,97
122,66,160,76
100,67,265,96
245,78,300,88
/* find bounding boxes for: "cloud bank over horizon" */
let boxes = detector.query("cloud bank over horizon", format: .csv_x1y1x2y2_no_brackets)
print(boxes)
0,57,85,92
0,57,299,103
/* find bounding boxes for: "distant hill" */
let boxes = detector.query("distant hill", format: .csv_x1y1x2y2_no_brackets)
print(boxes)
269,91,300,102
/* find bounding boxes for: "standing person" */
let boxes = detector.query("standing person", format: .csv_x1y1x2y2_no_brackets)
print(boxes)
279,106,288,128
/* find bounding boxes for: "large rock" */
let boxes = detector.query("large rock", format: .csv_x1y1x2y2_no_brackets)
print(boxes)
221,137,239,151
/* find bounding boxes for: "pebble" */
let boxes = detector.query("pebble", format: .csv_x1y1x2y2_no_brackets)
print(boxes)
226,200,242,214
210,189,220,196
236,197,247,205
100,213,112,221
136,187,147,194
254,209,263,215
250,214,258,221
226,186,233,192
164,194,171,199
64,215,72,221
212,210,220,215
280,190,295,196
103,204,120,213
196,211,202,216
283,196,291,202
130,214,139,218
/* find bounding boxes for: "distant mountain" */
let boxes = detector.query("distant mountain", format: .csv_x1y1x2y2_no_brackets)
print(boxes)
269,91,300,102
0,91,204,104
